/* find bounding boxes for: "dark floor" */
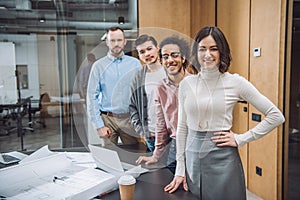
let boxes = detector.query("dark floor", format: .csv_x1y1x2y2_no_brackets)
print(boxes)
0,117,61,152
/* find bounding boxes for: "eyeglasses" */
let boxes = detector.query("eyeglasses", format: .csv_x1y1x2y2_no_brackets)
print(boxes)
161,52,181,60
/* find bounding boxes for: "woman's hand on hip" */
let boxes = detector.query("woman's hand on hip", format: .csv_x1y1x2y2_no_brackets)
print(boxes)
211,130,238,147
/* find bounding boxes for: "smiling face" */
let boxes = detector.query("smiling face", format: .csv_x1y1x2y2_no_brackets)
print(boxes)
197,35,220,70
161,44,185,76
106,29,126,57
136,40,159,65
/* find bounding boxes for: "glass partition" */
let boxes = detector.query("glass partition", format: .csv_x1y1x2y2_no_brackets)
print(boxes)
0,0,138,152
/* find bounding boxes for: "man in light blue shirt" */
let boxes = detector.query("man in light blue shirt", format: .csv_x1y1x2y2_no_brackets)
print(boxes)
87,27,142,145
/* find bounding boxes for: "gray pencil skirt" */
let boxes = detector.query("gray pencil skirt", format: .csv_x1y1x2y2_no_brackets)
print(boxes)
185,129,246,200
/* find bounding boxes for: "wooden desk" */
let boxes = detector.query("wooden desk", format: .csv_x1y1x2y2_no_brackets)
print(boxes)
0,147,199,200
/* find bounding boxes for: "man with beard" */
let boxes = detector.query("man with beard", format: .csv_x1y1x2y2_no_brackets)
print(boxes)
129,34,166,152
136,36,195,174
87,27,142,145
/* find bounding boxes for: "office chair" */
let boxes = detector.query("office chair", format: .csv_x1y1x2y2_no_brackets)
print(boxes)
0,106,10,135
7,97,34,135
29,93,47,128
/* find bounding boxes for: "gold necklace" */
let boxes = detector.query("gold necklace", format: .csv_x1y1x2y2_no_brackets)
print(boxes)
196,73,220,129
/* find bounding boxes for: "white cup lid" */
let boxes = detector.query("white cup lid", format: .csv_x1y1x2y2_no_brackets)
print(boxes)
118,175,136,185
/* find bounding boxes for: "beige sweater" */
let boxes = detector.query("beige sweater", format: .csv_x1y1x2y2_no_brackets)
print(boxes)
175,67,285,177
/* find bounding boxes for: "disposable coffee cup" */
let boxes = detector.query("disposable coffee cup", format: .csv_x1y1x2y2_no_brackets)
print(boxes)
118,175,136,200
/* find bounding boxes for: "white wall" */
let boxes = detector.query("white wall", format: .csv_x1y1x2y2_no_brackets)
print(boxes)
0,42,17,104
36,34,59,97
0,34,39,100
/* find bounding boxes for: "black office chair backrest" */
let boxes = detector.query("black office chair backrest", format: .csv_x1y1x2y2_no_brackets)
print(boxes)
30,99,41,113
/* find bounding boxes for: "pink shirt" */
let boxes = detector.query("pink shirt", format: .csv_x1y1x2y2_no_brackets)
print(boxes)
153,71,190,159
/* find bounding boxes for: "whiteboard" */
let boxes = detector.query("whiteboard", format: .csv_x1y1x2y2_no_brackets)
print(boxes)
0,42,18,104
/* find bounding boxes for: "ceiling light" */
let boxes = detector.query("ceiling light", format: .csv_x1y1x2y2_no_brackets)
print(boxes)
118,16,125,24
101,33,107,41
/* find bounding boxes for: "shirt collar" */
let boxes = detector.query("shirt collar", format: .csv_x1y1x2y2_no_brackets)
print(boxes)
165,69,190,87
107,52,124,62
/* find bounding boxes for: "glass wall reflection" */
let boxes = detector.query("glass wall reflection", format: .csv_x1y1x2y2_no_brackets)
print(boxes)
0,0,137,152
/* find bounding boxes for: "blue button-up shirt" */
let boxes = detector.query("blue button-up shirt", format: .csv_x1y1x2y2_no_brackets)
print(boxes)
87,52,142,129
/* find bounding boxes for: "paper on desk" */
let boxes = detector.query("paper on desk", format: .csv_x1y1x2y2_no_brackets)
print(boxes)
19,145,56,164
65,152,97,168
0,153,117,200
124,164,149,178
19,145,96,168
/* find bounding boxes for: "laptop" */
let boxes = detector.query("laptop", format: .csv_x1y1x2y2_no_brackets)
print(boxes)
0,153,20,164
88,144,148,178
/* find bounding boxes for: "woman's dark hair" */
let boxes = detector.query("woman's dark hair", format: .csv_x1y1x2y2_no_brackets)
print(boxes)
135,34,158,47
191,26,232,73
